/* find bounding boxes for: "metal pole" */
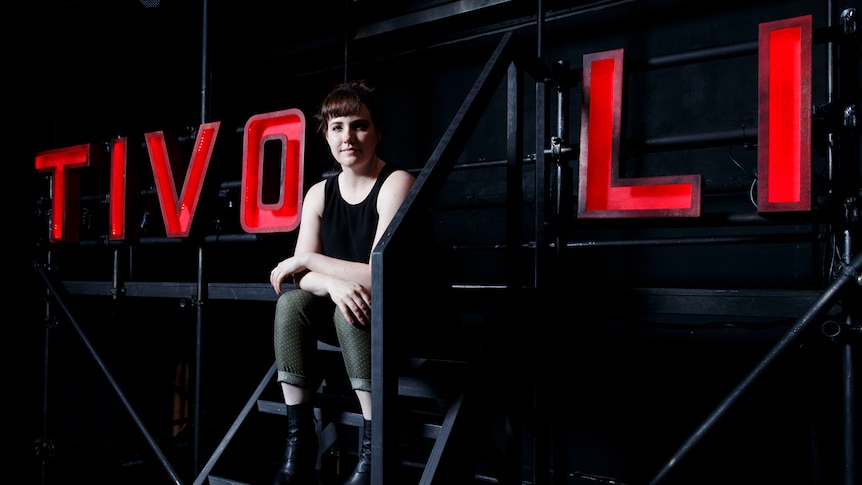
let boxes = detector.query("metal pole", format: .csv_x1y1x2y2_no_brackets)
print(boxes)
649,252,862,485
194,0,211,476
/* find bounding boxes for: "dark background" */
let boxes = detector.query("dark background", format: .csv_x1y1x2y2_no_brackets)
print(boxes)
18,1,861,484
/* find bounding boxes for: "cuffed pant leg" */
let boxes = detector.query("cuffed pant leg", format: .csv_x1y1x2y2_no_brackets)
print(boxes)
332,307,372,392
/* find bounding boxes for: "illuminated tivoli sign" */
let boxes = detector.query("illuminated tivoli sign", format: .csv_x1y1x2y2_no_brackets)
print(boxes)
35,16,811,243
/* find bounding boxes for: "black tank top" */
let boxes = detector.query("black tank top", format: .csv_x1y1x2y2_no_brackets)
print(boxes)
321,163,400,263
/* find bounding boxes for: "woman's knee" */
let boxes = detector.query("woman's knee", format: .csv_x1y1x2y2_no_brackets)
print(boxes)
275,288,314,314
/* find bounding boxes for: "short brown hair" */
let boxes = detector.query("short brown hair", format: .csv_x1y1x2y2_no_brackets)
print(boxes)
315,80,384,135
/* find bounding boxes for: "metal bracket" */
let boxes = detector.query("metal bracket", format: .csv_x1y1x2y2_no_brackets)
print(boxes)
180,297,203,308
834,261,862,286
840,8,857,37
33,438,55,460
548,136,572,163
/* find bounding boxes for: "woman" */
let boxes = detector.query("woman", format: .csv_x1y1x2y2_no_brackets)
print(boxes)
268,80,415,485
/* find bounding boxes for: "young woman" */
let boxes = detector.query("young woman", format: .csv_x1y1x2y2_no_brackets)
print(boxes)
268,80,415,485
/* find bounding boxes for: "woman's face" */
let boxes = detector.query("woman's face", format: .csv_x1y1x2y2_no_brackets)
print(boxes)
324,102,380,169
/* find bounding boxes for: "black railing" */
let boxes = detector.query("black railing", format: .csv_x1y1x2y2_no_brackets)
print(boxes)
370,31,549,484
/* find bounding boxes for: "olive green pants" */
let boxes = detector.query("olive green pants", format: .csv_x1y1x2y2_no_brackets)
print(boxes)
273,289,371,392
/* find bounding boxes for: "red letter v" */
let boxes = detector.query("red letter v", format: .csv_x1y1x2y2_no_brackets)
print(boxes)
144,122,221,237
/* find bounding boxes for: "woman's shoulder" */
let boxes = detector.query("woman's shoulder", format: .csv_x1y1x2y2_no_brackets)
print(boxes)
382,164,415,183
304,178,327,206
380,165,415,193
307,178,328,194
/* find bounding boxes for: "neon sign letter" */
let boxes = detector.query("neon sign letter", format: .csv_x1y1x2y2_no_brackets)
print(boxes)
34,144,99,243
577,48,702,218
757,15,812,212
240,109,305,233
144,122,221,238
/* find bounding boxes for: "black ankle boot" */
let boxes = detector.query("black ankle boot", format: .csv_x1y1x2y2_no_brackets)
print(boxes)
342,419,371,485
273,401,318,485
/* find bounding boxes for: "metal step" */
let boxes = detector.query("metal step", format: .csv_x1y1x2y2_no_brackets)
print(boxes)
203,346,474,485
256,399,365,426
256,399,443,439
207,476,249,485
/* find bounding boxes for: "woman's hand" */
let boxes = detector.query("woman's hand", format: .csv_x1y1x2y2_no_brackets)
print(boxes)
271,251,371,325
326,278,372,326
270,255,307,294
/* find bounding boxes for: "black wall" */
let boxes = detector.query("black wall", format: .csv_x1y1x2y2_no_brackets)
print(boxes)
23,1,860,484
